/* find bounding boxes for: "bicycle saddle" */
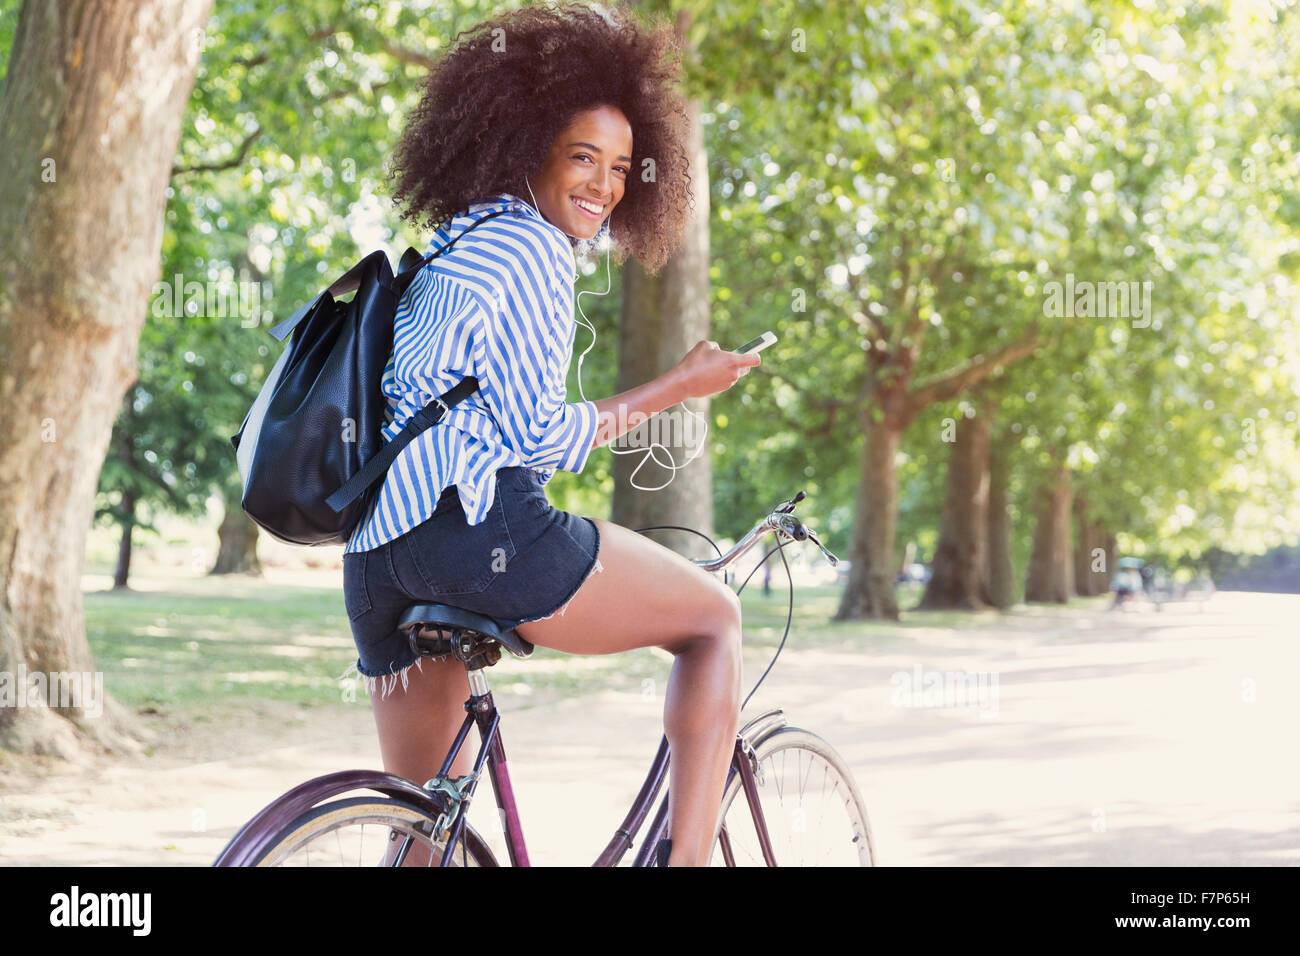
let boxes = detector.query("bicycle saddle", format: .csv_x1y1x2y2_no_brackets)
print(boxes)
397,603,535,660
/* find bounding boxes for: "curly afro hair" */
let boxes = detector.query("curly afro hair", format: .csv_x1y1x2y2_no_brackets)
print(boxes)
387,1,695,275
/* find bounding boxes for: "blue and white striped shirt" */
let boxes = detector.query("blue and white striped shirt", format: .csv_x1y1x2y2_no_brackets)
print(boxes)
343,192,599,555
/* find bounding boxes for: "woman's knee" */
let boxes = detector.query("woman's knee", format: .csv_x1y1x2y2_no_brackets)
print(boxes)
676,593,742,678
661,582,740,655
708,584,743,648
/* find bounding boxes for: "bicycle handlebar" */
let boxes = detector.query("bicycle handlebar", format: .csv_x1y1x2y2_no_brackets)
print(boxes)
688,490,839,574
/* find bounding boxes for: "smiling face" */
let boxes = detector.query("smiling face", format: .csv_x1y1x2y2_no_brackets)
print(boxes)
526,104,633,241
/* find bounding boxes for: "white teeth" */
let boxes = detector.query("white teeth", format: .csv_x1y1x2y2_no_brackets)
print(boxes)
572,197,603,215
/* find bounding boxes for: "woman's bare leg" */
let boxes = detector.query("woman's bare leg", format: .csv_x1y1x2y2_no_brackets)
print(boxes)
368,515,743,867
512,518,743,866
370,656,476,866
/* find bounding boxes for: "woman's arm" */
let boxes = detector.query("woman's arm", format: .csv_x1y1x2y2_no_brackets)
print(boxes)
588,340,760,450
589,369,688,450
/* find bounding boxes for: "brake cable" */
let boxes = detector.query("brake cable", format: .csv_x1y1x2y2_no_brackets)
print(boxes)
733,536,798,710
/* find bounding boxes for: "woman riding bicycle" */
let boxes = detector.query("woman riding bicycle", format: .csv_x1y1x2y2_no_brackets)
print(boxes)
339,2,759,866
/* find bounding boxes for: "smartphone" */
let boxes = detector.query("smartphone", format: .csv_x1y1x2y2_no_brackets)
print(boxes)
735,331,777,354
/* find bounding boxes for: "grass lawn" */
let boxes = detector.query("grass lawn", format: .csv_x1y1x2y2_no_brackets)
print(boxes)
79,570,721,721
84,564,1085,735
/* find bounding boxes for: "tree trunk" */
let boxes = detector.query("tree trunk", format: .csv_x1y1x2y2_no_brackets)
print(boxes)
211,483,262,575
1024,465,1074,603
112,490,137,590
112,411,138,590
919,411,991,610
1090,520,1110,594
1072,498,1110,596
611,94,713,561
835,413,901,621
0,0,214,758
1072,497,1091,595
985,431,1016,608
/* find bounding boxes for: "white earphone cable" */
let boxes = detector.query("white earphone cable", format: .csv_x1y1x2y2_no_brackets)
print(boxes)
526,176,707,492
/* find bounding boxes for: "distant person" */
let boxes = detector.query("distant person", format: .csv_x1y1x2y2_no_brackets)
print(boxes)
1110,566,1142,609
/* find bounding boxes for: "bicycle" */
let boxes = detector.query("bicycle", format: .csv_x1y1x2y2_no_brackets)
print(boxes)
213,491,875,866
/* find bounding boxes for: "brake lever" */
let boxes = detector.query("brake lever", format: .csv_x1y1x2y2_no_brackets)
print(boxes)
771,513,839,567
774,491,806,515
804,527,839,567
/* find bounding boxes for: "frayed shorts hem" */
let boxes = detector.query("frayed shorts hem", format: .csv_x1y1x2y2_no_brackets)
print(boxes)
337,656,443,701
506,541,604,629
337,547,604,703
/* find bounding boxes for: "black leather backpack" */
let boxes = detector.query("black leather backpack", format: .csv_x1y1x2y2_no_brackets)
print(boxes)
230,207,507,546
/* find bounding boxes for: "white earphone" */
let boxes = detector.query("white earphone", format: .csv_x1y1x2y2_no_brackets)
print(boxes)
525,176,708,492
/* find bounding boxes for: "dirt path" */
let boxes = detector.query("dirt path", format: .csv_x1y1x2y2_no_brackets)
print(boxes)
2,592,1296,866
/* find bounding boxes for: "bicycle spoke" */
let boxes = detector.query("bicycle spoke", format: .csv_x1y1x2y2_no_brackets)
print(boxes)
815,764,829,850
715,732,871,867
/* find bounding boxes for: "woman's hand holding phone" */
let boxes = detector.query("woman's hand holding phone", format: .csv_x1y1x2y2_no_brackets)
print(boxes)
672,339,763,400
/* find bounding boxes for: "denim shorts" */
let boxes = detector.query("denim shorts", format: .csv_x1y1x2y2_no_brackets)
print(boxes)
339,466,603,699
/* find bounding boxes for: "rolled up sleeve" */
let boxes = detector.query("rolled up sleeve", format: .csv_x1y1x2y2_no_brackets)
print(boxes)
476,236,598,474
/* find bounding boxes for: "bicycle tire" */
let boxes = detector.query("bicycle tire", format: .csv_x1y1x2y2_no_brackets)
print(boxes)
250,796,493,867
710,725,875,866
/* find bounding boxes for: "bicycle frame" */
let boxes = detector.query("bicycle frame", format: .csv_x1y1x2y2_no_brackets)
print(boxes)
421,666,789,866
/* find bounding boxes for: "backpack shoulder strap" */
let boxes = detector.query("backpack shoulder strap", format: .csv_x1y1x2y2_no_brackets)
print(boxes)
324,375,480,513
391,206,511,297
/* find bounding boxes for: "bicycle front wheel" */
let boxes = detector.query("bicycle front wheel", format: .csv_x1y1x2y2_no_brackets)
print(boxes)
710,726,874,866
251,796,489,867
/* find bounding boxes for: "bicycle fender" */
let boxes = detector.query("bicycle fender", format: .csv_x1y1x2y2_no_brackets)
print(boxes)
213,769,500,866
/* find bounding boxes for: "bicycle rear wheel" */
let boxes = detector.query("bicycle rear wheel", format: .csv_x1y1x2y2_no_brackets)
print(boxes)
250,796,489,867
710,726,874,866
